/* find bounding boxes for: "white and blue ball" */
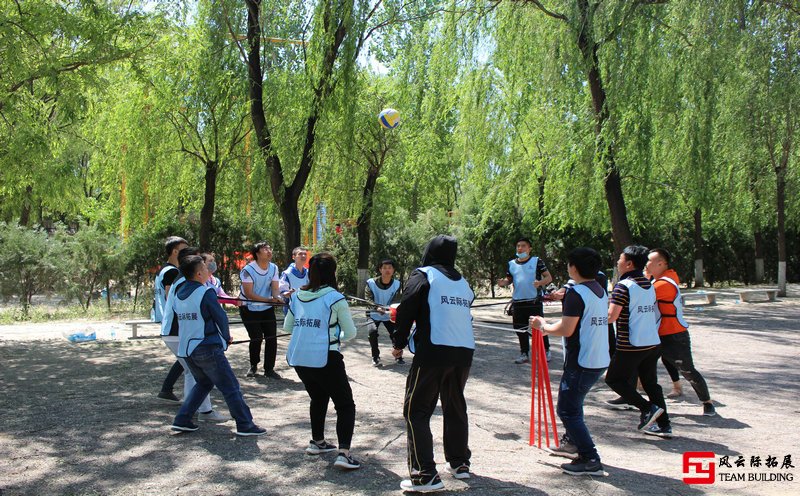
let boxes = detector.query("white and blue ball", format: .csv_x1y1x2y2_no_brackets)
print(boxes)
378,108,400,129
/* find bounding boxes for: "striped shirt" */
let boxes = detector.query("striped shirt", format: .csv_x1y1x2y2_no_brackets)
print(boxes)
610,270,656,351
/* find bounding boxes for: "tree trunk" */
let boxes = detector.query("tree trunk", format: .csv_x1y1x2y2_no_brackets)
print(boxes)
693,207,705,288
19,185,33,227
106,279,111,311
776,162,787,296
133,274,140,312
576,0,633,255
754,230,765,283
199,160,218,251
536,171,546,257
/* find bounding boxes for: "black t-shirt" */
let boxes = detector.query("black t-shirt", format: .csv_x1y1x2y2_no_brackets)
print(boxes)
161,265,180,289
562,280,606,370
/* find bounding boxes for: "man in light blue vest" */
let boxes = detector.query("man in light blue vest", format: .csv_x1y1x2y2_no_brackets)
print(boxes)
605,245,671,437
279,246,309,310
531,247,609,476
170,255,266,436
497,237,553,363
365,258,402,366
154,236,188,403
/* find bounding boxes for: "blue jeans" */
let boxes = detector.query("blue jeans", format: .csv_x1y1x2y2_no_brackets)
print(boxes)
175,344,256,430
557,366,606,460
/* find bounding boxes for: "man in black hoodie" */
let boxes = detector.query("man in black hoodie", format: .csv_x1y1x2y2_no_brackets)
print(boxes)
392,235,474,492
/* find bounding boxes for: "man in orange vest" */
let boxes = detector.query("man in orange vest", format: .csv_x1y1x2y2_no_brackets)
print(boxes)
645,248,716,418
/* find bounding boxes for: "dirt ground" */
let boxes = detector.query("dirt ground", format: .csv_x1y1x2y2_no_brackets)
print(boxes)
1,286,798,495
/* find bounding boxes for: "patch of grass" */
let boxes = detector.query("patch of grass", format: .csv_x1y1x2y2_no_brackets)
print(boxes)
0,299,148,324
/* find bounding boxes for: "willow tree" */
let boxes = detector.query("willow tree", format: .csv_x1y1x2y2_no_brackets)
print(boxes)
516,0,671,254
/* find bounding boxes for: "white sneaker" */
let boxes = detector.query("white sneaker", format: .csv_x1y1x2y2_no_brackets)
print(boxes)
447,464,471,479
198,410,231,422
400,474,445,492
333,452,361,469
514,354,529,364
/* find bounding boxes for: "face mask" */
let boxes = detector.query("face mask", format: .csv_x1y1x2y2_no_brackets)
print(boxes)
207,261,217,273
516,252,528,259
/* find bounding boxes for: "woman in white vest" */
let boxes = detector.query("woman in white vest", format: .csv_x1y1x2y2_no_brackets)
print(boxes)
392,235,474,492
239,242,282,378
284,253,360,470
531,247,609,476
365,258,402,366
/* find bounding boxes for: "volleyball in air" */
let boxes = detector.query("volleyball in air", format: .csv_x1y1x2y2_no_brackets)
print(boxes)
378,108,400,129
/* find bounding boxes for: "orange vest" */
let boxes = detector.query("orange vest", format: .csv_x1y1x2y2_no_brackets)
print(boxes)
654,269,687,336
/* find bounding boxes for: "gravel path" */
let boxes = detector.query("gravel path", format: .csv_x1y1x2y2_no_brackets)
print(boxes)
1,293,798,495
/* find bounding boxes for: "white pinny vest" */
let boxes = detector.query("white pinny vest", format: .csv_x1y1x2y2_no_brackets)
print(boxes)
570,284,611,369
414,267,475,351
286,291,344,368
175,286,227,358
618,279,660,347
366,278,400,321
508,257,540,301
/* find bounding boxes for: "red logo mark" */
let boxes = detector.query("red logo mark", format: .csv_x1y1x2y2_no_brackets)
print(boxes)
683,451,716,484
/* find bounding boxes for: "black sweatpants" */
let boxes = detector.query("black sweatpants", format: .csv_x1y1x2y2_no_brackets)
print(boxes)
660,332,711,402
605,346,670,428
513,300,548,353
161,360,183,393
403,364,471,477
369,320,396,358
294,351,356,449
239,306,277,372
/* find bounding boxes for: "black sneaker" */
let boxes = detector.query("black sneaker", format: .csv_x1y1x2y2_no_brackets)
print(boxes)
306,439,338,455
605,396,635,410
548,434,579,460
447,464,470,479
264,370,281,379
643,424,674,438
235,424,267,437
561,456,604,476
372,357,382,367
246,366,258,377
400,473,444,492
157,391,181,403
395,356,406,364
638,404,665,431
333,452,361,470
171,420,199,432
703,402,716,417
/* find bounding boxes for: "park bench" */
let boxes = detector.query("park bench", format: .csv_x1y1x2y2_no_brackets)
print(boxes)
124,318,244,338
681,291,719,306
737,288,778,303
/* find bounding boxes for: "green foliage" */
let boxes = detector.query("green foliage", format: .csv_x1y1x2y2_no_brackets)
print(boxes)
0,223,63,314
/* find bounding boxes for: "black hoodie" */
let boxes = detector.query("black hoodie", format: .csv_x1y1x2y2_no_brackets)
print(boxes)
394,235,474,367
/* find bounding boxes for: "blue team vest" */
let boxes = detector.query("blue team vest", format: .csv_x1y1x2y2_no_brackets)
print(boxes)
152,265,176,322
415,267,475,351
161,275,186,336
282,265,309,290
508,257,540,301
175,286,227,358
570,284,611,369
286,291,344,367
241,262,278,311
655,276,689,329
366,278,400,321
618,279,660,347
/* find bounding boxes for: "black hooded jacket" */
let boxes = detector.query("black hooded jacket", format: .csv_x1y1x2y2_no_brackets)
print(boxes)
394,235,474,367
